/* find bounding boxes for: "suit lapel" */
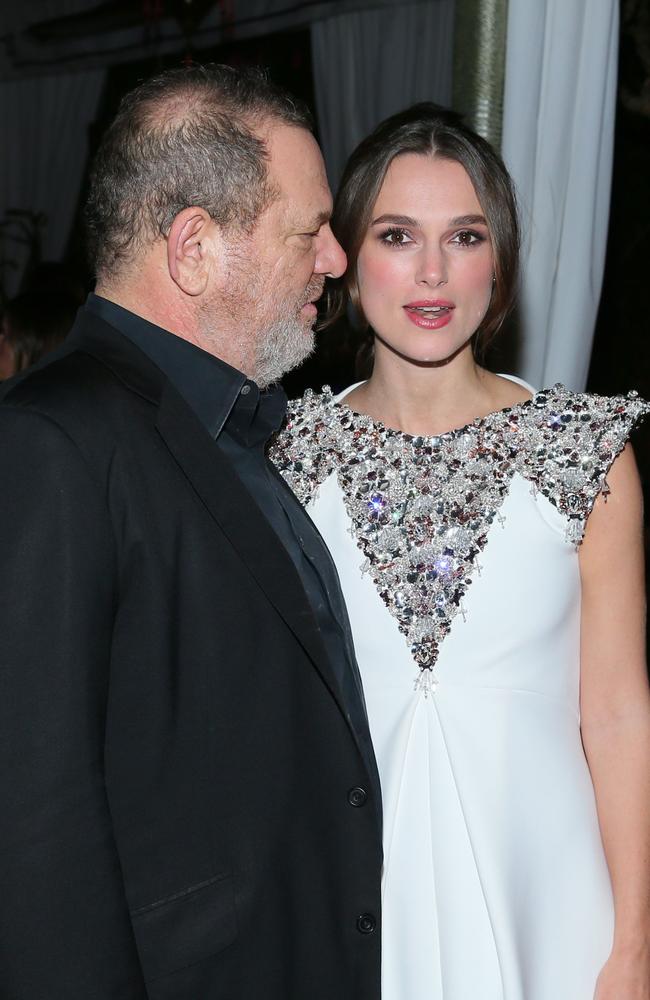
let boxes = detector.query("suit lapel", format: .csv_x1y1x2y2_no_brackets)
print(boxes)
155,383,357,727
73,314,378,789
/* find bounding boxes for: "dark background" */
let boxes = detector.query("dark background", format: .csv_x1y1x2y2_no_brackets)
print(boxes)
588,11,650,553
5,5,650,585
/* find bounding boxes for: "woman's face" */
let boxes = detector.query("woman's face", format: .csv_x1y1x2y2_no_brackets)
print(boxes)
356,153,495,366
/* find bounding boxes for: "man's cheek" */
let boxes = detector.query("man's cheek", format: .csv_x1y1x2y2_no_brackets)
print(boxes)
269,250,293,281
269,246,310,284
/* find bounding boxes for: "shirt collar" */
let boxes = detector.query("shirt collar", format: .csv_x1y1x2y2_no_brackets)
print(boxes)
85,294,286,442
226,380,287,448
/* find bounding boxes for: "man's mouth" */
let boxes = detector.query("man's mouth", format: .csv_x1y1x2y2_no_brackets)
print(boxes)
299,281,325,319
304,284,325,308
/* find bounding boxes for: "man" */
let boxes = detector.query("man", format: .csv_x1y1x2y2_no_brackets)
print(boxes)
0,65,382,999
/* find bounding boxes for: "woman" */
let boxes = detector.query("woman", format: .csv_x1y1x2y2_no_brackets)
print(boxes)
271,104,650,1000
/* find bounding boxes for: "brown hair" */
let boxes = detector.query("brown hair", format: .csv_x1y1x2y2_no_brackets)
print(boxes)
325,103,520,355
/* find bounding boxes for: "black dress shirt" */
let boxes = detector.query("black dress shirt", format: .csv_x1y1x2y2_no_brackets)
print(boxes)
84,295,374,774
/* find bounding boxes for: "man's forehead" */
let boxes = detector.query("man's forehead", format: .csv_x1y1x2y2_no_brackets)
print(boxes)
274,198,330,234
265,124,327,183
257,123,332,225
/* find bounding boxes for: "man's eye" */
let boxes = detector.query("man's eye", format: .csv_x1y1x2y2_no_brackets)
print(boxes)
379,226,412,247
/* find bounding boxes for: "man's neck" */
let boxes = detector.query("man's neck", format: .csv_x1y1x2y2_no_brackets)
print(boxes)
95,281,189,339
94,282,255,376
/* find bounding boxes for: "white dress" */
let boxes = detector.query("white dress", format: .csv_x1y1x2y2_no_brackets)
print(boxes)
270,381,650,1000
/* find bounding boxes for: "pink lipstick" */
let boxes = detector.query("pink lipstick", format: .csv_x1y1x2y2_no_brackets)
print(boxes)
403,299,455,330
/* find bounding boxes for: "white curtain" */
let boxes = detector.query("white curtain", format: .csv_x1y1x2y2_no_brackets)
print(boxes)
0,68,106,297
501,0,619,390
311,0,455,185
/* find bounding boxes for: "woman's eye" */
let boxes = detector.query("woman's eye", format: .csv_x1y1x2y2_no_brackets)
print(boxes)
451,229,484,247
379,226,413,247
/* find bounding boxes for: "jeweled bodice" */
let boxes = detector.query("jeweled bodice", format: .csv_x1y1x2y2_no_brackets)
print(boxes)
270,385,648,688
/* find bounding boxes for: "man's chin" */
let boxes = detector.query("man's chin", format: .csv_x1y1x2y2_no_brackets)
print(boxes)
291,330,316,367
278,331,316,378
254,327,315,388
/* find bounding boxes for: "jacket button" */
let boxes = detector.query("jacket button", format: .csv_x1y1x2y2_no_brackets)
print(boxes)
356,913,376,935
347,786,368,808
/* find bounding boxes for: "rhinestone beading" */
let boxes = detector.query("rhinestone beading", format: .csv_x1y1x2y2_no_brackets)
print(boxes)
270,385,649,684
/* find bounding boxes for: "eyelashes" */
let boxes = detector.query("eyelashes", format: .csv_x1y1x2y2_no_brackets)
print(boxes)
378,226,413,247
377,226,487,249
451,229,486,248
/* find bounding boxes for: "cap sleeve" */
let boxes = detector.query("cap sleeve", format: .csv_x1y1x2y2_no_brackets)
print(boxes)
516,386,650,545
268,387,338,506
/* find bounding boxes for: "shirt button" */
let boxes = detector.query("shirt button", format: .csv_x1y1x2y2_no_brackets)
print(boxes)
356,913,376,935
347,786,368,808
240,384,251,396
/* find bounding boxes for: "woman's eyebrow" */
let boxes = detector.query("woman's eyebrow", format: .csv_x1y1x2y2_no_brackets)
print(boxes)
371,213,419,227
448,214,487,226
371,213,488,227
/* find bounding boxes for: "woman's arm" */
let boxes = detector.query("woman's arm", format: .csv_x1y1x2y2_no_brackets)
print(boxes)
579,443,650,1000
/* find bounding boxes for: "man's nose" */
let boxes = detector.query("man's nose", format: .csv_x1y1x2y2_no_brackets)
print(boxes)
316,227,347,279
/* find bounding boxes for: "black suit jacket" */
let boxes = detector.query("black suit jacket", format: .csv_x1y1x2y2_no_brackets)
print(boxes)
0,311,382,999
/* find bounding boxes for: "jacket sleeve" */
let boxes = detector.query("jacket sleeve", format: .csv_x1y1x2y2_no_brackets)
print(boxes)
0,406,148,998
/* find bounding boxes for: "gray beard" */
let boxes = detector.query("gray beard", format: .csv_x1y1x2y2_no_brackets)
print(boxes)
253,315,315,388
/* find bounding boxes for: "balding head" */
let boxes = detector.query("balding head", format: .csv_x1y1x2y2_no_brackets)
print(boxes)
85,64,313,282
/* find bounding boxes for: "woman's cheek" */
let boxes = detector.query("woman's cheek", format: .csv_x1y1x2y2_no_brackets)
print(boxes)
358,251,405,303
470,267,496,327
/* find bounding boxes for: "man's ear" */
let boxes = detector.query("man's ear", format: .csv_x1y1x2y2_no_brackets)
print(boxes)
167,207,215,296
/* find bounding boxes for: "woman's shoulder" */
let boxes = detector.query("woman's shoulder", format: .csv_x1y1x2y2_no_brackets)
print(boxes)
278,385,343,453
283,384,339,422
269,386,346,505
513,383,650,544
518,383,650,440
492,371,535,405
284,380,364,416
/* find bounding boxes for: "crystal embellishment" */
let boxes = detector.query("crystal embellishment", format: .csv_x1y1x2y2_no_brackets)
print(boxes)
270,385,649,685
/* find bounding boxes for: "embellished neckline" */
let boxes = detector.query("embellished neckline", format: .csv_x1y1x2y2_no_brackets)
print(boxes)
271,384,649,697
329,385,538,443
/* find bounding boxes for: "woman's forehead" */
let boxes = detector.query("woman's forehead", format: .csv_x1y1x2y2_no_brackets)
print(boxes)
373,154,482,219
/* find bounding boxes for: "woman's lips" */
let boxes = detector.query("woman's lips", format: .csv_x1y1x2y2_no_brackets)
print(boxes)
403,300,455,330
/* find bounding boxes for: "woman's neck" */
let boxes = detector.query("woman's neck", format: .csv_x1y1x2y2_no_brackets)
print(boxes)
343,344,528,437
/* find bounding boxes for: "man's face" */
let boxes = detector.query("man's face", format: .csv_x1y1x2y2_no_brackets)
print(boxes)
211,125,346,387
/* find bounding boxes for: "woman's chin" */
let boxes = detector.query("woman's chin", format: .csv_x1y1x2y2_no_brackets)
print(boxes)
374,333,473,369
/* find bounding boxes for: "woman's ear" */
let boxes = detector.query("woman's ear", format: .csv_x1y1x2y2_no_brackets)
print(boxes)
166,207,214,296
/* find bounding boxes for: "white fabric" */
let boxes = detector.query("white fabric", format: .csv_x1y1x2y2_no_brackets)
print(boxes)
304,379,614,999
0,69,105,296
501,0,619,391
311,0,454,184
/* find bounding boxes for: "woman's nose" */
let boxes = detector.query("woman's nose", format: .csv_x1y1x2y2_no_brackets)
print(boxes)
415,247,448,286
